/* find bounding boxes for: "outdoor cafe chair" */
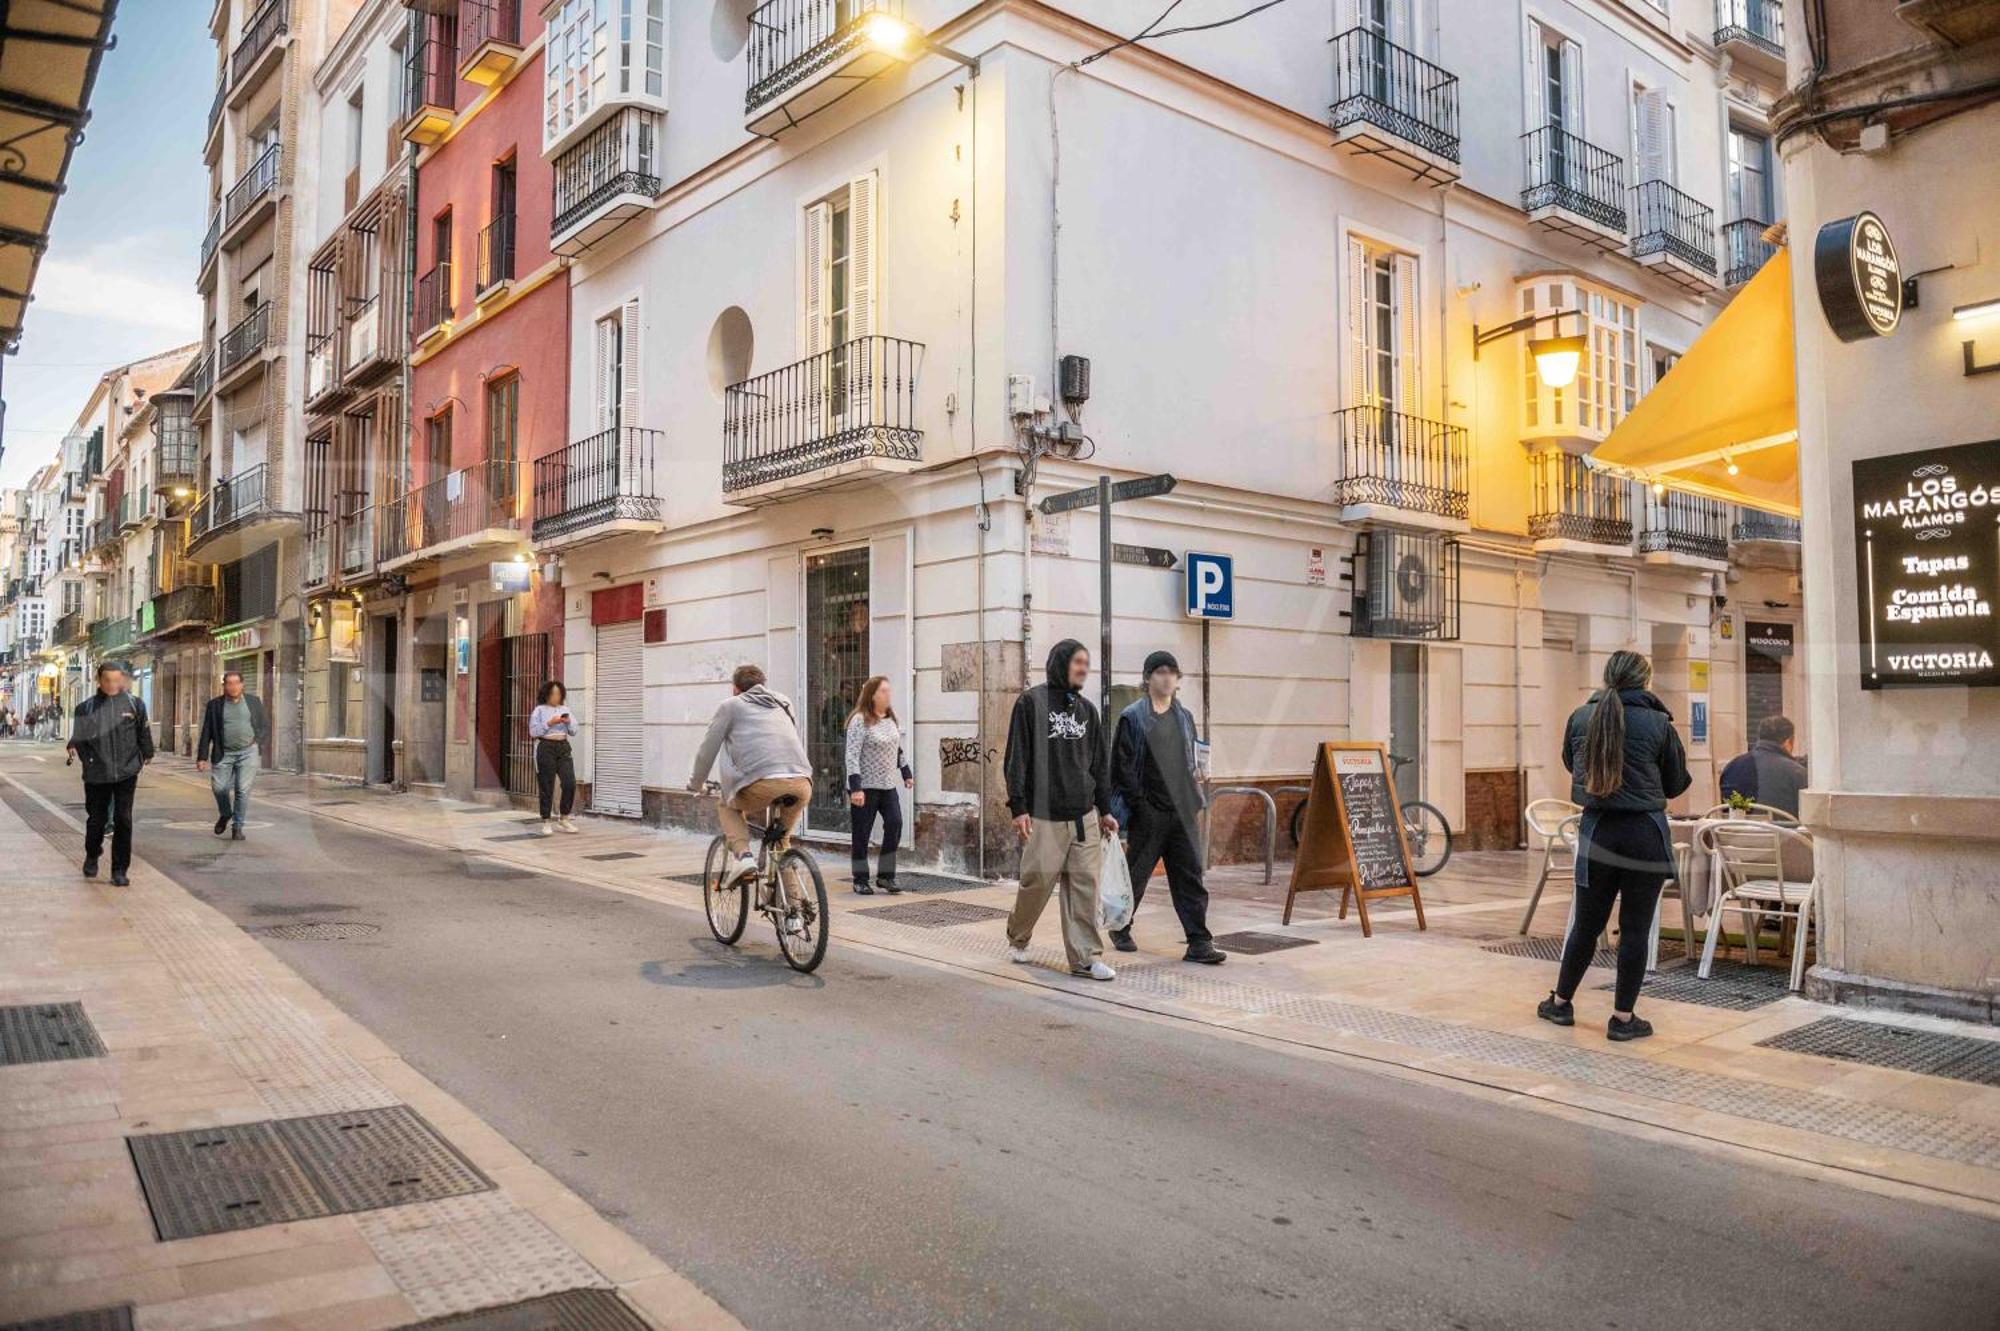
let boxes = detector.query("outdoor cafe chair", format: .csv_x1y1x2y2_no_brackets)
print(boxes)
1695,820,1819,991
1698,801,1800,825
1518,799,1582,934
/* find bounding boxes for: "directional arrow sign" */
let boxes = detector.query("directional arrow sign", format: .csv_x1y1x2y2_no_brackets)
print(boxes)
1112,543,1178,569
1038,473,1177,515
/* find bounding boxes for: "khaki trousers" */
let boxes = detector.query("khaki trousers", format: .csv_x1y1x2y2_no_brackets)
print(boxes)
719,776,813,856
1007,812,1104,970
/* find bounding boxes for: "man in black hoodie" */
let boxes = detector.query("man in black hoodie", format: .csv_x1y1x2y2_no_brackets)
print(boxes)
1002,640,1119,980
67,661,154,886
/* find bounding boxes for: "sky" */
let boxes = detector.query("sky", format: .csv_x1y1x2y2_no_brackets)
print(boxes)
0,1,208,488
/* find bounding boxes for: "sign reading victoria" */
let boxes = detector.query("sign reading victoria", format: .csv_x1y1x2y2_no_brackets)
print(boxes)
1853,439,2000,689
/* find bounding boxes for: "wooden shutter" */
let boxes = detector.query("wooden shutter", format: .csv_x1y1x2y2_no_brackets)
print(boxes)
802,200,830,355
1634,86,1671,185
619,297,641,430
847,171,877,339
1343,236,1369,410
592,316,618,431
1392,252,1421,420
1522,21,1544,132
1559,40,1582,135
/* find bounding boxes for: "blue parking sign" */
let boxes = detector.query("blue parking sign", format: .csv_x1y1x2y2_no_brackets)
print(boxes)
1186,552,1233,619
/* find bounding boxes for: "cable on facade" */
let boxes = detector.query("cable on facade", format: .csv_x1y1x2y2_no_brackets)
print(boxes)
1075,0,1296,68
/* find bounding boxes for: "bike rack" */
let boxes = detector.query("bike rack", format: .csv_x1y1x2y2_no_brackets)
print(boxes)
1202,785,1277,885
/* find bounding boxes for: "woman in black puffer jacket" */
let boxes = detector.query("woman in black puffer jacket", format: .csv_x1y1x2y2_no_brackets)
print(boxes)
1538,650,1691,1042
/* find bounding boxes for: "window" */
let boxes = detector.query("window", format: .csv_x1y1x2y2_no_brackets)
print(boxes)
426,408,453,483
1527,21,1580,134
1344,235,1420,418
1728,124,1774,222
594,311,624,431
543,0,667,150
486,374,519,502
1519,277,1638,439
1650,343,1681,388
803,174,878,357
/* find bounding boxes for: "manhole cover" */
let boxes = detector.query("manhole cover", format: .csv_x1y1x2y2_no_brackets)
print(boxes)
1756,1017,2000,1087
1600,958,1788,1011
257,922,382,941
586,851,645,862
274,1105,491,1213
0,1305,135,1331
1209,930,1318,956
486,833,547,843
854,871,986,895
399,1288,650,1330
1484,936,1686,966
0,1001,107,1065
127,1120,329,1239
856,899,1011,929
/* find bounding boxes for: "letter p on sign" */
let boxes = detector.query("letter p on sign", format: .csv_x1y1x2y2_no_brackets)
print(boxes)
1186,552,1234,619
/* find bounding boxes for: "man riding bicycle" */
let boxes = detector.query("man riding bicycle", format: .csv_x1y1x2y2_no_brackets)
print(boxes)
688,665,813,895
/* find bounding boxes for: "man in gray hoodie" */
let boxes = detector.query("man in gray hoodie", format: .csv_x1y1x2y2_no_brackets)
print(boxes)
687,664,814,889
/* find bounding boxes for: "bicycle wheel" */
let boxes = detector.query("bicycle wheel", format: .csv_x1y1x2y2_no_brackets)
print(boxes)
771,848,829,974
1400,801,1453,877
1289,798,1307,849
703,835,749,944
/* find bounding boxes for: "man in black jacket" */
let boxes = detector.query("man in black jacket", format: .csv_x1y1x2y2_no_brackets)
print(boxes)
197,670,268,840
1718,715,1807,817
67,662,154,885
1109,651,1226,964
1003,640,1120,980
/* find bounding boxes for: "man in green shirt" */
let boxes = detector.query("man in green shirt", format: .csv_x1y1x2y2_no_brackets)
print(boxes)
197,670,267,841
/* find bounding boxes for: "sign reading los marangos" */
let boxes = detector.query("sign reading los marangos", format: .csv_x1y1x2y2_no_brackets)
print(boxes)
1853,439,2000,689
1815,211,1902,342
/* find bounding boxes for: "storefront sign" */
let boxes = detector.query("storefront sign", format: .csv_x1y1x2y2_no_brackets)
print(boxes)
1745,620,1794,658
1815,211,1902,342
1853,438,2000,689
213,626,262,655
489,561,532,593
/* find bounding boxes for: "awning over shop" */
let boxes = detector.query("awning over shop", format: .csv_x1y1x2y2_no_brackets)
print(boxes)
1591,247,1800,517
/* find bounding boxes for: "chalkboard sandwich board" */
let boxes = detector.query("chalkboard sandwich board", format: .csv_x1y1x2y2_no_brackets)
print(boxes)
1283,742,1426,937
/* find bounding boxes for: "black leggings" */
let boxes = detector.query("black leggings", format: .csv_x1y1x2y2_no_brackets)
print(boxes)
849,788,903,885
1556,810,1670,1013
536,740,576,819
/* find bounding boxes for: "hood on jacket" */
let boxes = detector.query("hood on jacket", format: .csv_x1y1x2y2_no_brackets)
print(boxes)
1045,639,1087,697
739,684,790,711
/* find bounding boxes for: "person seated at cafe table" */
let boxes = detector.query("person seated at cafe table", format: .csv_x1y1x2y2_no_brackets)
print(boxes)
1718,715,1807,818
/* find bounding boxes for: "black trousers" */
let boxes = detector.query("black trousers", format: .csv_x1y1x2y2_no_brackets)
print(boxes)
849,788,903,885
536,740,576,819
83,776,138,874
1123,803,1213,946
1556,810,1670,1012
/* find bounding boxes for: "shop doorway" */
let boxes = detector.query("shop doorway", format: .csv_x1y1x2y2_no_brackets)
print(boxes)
591,620,644,816
1746,651,1783,738
805,546,870,832
411,614,449,786
495,630,547,798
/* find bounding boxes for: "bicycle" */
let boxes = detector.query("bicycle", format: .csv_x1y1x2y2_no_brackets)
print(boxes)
701,789,830,973
1288,752,1454,877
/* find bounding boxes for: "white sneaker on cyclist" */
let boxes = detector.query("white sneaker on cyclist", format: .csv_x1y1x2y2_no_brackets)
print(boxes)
1008,947,1030,964
722,854,757,889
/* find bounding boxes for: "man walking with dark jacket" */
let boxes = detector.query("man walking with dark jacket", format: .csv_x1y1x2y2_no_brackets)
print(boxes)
67,662,154,885
197,670,267,840
1109,651,1227,964
1718,715,1807,817
1003,640,1119,980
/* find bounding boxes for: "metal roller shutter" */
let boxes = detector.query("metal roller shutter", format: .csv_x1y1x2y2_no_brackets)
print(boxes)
592,620,644,817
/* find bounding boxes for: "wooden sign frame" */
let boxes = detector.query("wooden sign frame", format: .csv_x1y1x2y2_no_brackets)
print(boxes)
1283,741,1426,937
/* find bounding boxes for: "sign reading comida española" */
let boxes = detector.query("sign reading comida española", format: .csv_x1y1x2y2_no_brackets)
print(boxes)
1853,438,2000,689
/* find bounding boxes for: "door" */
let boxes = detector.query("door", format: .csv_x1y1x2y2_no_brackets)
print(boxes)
497,631,547,798
475,603,506,790
1389,642,1423,802
591,620,644,816
805,546,870,831
1345,238,1421,481
1728,125,1773,223
372,612,397,784
1745,651,1783,739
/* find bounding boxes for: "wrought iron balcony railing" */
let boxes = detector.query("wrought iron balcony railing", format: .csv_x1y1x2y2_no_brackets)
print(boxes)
1639,488,1730,561
1732,508,1802,543
146,584,219,637
118,492,143,531
224,143,281,230
1522,125,1626,233
189,464,272,542
198,211,221,275
192,349,215,404
403,36,458,124
552,107,662,238
87,513,118,551
88,615,134,655
415,261,453,335
1330,405,1469,521
338,504,377,578
219,304,272,376
229,0,288,85
302,514,332,589
1327,27,1460,165
1722,217,1777,286
1529,452,1632,546
1629,179,1717,276
532,427,663,541
746,0,900,115
380,459,522,563
54,608,86,646
458,0,522,67
206,78,226,139
1715,0,1783,58
478,213,516,293
723,336,924,495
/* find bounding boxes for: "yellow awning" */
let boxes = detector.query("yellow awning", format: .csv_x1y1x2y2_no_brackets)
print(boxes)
1591,247,1799,517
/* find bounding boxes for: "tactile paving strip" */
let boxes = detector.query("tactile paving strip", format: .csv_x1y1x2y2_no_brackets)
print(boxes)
1757,1017,2000,1088
360,1193,610,1321
855,898,1012,929
127,1120,330,1240
1210,931,1318,956
1603,958,1788,1011
0,1001,107,1064
0,1305,135,1331
398,1288,650,1331
276,1105,493,1214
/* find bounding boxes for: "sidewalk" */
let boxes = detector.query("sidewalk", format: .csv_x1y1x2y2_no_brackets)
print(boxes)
134,752,2000,1217
0,766,739,1330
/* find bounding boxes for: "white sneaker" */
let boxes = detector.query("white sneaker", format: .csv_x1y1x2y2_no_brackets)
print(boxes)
538,821,554,838
1073,960,1116,981
1008,947,1031,964
722,855,758,889
556,818,579,834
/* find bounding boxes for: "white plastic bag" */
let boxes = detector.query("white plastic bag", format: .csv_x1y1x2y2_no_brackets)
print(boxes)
1098,832,1135,932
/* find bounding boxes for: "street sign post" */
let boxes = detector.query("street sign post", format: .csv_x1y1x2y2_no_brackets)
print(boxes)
1112,544,1178,569
1033,474,1178,723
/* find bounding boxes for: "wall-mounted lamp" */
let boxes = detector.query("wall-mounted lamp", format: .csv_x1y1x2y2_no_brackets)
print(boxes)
861,13,981,75
1474,309,1587,389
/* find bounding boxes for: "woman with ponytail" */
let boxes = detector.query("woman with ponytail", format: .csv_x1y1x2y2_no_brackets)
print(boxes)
1539,649,1691,1041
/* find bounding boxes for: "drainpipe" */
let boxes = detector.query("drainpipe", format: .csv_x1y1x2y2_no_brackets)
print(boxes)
1513,566,1526,848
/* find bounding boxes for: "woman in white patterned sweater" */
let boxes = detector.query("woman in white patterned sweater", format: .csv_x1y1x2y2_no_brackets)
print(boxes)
845,675,913,894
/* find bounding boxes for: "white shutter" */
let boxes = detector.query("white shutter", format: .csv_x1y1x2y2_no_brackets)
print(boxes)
1392,252,1421,420
593,316,617,431
847,172,877,340
590,620,644,817
619,297,641,429
1523,21,1544,132
1559,40,1583,135
802,201,830,355
1634,86,1671,185
1343,236,1369,410
1337,0,1361,34
1388,0,1414,49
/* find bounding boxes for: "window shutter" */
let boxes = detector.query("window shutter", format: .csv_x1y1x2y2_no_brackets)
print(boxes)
1392,252,1421,420
1337,0,1361,33
847,171,877,340
802,201,830,355
1634,87,1670,185
1522,22,1543,132
619,297,641,431
1559,40,1583,135
1388,0,1414,49
1343,237,1369,410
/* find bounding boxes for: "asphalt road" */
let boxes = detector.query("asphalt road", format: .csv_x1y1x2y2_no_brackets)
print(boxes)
9,752,1997,1331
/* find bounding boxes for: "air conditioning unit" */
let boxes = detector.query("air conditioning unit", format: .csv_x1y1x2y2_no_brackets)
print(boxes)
1354,528,1461,641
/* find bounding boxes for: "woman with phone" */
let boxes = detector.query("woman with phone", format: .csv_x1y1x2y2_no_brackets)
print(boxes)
529,680,581,836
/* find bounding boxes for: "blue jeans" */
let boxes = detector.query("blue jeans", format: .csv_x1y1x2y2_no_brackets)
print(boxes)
212,748,258,829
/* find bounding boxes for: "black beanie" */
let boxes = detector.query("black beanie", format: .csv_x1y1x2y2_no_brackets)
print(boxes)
1143,650,1180,679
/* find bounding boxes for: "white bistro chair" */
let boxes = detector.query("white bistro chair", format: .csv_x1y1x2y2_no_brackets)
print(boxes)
1518,799,1582,935
1695,820,1818,991
1697,801,1800,825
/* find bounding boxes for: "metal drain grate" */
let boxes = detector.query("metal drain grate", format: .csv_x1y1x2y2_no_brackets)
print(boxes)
1757,1018,2000,1087
847,871,987,895
1484,936,1687,966
486,833,549,843
313,799,358,807
855,898,1012,929
399,1288,652,1330
275,1105,492,1213
257,921,383,941
663,873,709,889
1209,930,1319,956
585,851,644,862
463,863,538,879
0,1001,107,1064
0,1305,135,1331
128,1120,330,1239
1599,959,1789,1011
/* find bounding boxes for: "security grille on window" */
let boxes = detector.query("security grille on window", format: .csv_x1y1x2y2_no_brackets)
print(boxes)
1353,529,1460,641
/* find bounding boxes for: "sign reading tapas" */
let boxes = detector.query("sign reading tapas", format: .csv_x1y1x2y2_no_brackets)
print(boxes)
1853,439,2000,689
1815,211,1902,342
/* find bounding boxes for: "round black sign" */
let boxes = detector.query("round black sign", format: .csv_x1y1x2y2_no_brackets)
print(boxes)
1814,211,1902,342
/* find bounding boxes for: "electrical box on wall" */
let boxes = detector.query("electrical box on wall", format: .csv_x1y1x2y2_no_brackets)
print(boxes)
1007,375,1035,418
1060,354,1090,405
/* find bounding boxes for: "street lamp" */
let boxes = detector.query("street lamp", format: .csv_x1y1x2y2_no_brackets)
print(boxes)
1474,309,1588,389
862,11,981,75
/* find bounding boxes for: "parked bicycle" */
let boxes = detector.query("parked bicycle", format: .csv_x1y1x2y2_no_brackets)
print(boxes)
1289,752,1454,877
701,788,830,973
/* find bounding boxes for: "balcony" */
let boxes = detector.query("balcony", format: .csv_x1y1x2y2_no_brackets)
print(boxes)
88,615,134,657
337,505,377,582
228,0,288,102
1730,507,1802,570
1639,489,1730,568
158,425,200,491
197,211,221,288
302,515,332,590
745,0,905,137
531,426,663,548
1529,452,1632,553
378,460,525,570
458,0,523,86
222,143,282,241
723,336,924,504
87,513,118,553
1522,125,1627,249
54,608,86,647
215,304,273,392
1330,405,1469,531
1628,180,1718,293
414,261,453,341
1722,218,1778,287
1714,0,1784,76
1327,27,1460,182
401,37,457,146
118,492,144,532
204,78,225,159
344,294,391,384
551,107,663,256
305,330,344,408
191,350,216,414
143,584,219,640
187,463,299,563
477,213,515,298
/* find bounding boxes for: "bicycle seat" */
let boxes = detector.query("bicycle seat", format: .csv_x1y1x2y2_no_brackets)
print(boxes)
769,794,801,809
